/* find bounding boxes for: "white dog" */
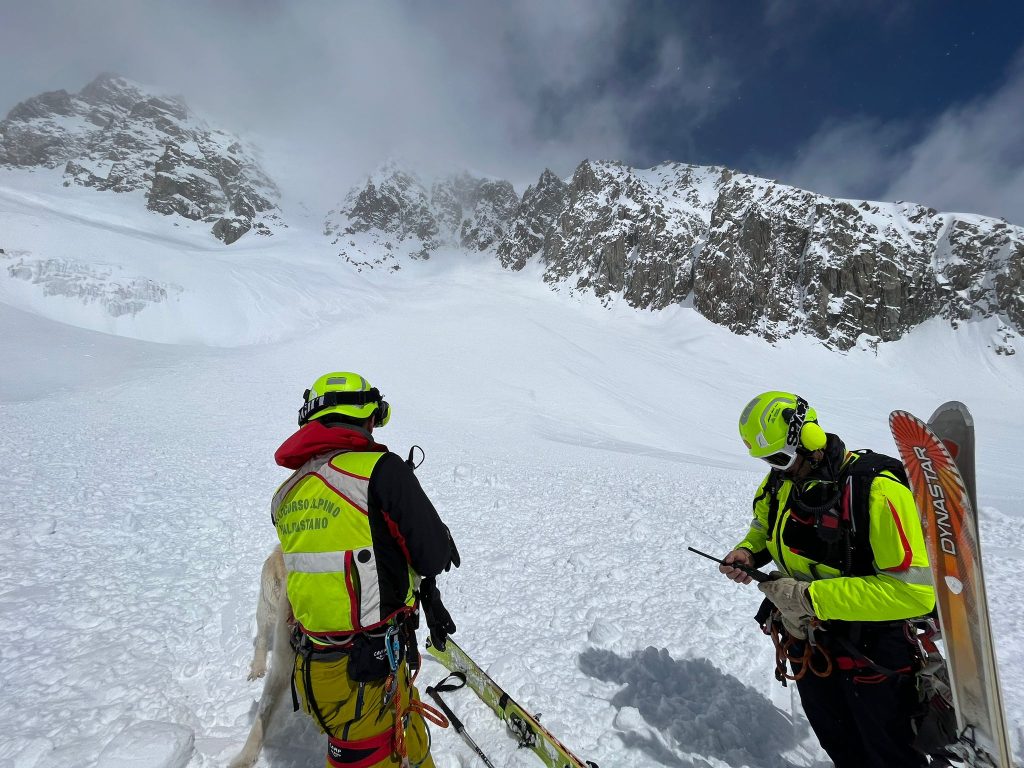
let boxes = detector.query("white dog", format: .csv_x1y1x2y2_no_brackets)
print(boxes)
229,545,293,768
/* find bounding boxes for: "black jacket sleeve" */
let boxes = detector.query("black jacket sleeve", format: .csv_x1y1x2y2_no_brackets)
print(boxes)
368,452,453,578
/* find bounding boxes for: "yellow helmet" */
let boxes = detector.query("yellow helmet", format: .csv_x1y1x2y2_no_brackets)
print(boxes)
738,391,827,470
298,371,391,427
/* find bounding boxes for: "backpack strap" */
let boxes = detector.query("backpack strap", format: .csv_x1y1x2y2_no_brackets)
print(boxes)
757,470,784,544
839,450,910,576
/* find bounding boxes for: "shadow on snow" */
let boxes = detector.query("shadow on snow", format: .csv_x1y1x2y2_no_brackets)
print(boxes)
258,709,324,768
243,645,809,768
579,646,808,768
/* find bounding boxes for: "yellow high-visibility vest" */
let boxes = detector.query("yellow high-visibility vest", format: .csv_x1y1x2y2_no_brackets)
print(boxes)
272,450,416,639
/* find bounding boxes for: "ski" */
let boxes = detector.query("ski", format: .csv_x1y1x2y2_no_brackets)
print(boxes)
928,401,978,513
426,638,599,768
889,408,1013,767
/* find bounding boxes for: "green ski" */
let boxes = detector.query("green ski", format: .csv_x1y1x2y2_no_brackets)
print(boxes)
426,638,598,768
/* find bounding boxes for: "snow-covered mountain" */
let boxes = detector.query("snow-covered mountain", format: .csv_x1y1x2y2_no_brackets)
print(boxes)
324,160,519,268
3,75,1021,353
342,159,1024,353
0,73,282,244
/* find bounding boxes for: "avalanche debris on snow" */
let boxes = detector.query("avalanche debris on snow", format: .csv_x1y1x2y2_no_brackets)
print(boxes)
1,77,1023,768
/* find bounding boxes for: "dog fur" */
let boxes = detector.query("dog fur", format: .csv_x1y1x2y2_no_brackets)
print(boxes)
229,545,293,768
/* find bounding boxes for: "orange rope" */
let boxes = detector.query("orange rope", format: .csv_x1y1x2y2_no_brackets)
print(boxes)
390,674,451,762
409,699,449,729
390,673,407,760
770,617,833,681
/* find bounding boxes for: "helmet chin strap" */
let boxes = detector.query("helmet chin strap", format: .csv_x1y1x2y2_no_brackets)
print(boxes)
806,438,837,481
787,453,815,480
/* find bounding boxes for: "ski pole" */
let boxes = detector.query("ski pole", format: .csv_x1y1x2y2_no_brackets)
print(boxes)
425,672,497,768
687,546,771,583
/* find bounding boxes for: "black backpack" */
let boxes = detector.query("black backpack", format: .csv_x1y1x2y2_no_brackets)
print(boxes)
761,449,909,577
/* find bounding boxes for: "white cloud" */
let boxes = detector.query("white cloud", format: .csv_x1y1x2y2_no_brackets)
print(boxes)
882,62,1024,222
0,1,738,204
769,53,1024,223
766,118,913,201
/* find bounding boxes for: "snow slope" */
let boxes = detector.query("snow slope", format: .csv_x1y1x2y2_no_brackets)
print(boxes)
1,174,1022,768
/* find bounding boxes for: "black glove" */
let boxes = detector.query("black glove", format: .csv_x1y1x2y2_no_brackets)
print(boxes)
419,576,456,651
445,529,461,572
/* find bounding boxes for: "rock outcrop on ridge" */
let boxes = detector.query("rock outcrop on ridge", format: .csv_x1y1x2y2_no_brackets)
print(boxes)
0,73,281,244
324,161,518,268
335,158,1023,353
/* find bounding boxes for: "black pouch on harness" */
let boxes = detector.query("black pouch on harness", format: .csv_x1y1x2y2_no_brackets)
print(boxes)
346,633,391,682
911,655,958,758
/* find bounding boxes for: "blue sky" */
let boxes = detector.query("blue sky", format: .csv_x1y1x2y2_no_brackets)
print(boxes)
1,1,1022,222
615,3,1020,165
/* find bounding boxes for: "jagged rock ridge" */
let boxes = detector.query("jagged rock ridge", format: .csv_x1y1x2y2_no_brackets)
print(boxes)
336,159,1024,353
0,73,281,244
325,162,518,269
509,162,718,311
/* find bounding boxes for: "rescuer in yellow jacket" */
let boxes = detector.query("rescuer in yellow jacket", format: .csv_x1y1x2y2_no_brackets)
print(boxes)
720,391,936,768
273,371,459,768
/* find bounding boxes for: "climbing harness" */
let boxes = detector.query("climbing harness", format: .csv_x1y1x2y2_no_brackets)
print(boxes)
290,614,448,768
380,621,448,766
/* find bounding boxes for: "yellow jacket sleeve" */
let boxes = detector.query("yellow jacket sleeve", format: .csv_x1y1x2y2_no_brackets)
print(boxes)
809,473,936,621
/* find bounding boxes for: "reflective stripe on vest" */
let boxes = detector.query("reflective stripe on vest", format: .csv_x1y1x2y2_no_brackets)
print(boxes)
272,450,415,636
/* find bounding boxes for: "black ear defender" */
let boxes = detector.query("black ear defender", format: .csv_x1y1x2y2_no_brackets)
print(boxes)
375,398,391,425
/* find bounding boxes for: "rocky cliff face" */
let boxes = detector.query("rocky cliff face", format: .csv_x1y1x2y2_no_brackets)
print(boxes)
0,73,281,244
495,169,568,271
527,161,715,310
340,159,1024,353
686,172,1023,352
325,162,518,269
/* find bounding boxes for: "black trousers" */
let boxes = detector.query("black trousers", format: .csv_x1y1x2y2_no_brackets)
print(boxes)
792,624,926,768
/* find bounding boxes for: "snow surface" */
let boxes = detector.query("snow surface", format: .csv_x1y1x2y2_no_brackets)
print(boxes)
1,172,1023,768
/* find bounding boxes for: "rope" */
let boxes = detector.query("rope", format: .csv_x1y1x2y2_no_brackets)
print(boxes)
769,615,833,682
409,698,450,728
391,681,450,763
390,673,407,761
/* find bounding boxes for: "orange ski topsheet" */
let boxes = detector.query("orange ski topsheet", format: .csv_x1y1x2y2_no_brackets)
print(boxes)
890,410,1011,766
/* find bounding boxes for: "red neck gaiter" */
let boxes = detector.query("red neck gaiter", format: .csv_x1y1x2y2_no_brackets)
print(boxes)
274,421,388,469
